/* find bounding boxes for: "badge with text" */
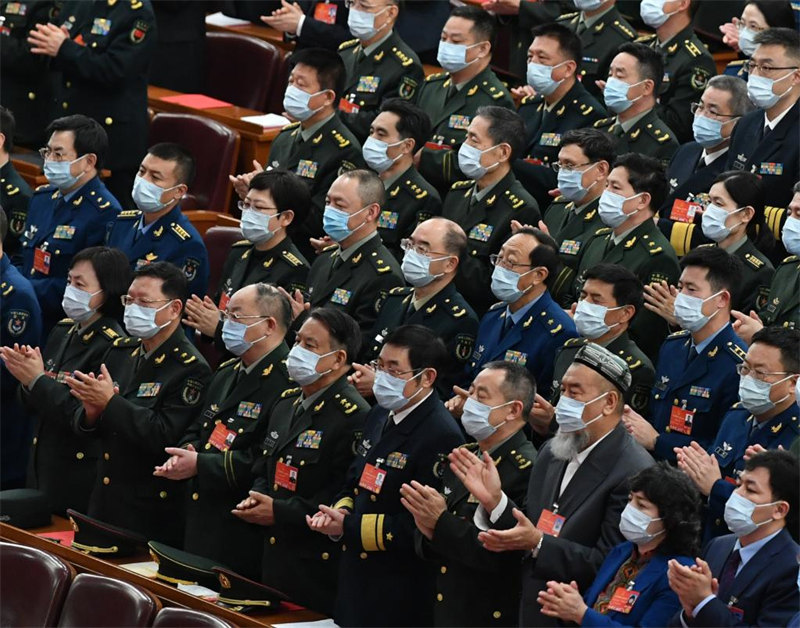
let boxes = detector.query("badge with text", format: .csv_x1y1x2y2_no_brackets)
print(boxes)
669,199,701,223
359,463,387,494
536,508,565,537
218,291,230,312
669,405,695,435
208,422,237,452
275,460,299,491
607,588,640,614
313,1,337,24
33,247,51,275
338,98,360,114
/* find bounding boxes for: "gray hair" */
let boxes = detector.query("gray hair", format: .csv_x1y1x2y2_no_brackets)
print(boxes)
483,361,538,416
254,283,291,331
706,75,756,117
340,169,385,209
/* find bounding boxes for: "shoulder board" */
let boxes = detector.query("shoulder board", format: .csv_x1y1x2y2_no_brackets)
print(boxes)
563,337,588,348
331,129,351,148
610,19,636,39
512,451,533,470
392,46,415,67
100,326,120,341
338,38,360,50
82,192,113,211
112,336,142,348
4,183,20,196
666,329,691,340
281,387,302,398
593,116,616,129
731,401,744,409
169,222,192,241
635,33,657,44
684,38,707,58
115,209,142,220
219,356,239,370
388,286,411,296
447,302,470,318
450,179,474,190
401,178,429,200
281,250,305,267
280,121,301,132
478,78,508,100
594,227,612,236
365,250,395,274
57,317,75,326
425,72,449,82
231,239,251,248
557,11,579,20
744,252,766,270
171,346,198,364
725,341,747,362
489,301,506,311
552,195,568,204
727,59,746,67
34,184,55,193
336,393,364,415
781,255,799,264
0,282,13,297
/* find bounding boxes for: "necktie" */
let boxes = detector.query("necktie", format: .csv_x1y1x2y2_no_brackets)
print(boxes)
446,82,458,100
718,549,741,596
502,314,514,334
382,413,395,436
576,19,587,35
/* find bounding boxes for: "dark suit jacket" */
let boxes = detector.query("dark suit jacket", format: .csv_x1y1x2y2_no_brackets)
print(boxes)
492,423,654,626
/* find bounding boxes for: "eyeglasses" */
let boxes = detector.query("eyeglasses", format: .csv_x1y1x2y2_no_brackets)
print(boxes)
368,359,422,379
399,238,449,258
690,102,739,118
38,147,75,162
551,161,594,173
736,21,765,32
736,364,791,381
120,296,172,307
237,201,280,214
489,254,533,270
344,0,387,10
221,310,268,322
745,62,799,75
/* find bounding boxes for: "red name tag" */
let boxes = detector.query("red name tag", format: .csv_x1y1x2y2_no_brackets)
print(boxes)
338,98,360,114
33,248,51,275
669,405,695,435
607,587,640,614
313,2,337,24
524,157,544,166
424,141,451,151
207,422,236,452
275,461,298,492
536,509,566,537
669,199,701,223
358,463,387,494
218,292,230,312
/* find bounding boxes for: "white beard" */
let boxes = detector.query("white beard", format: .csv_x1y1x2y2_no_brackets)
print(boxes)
550,429,591,461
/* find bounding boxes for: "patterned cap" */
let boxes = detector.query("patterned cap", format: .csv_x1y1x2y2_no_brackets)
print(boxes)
573,342,632,393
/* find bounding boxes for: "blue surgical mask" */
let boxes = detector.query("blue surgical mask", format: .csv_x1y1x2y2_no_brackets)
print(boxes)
692,114,726,148
640,0,676,28
222,318,266,356
673,290,723,332
598,190,642,228
348,6,387,40
461,398,514,441
603,77,640,114
373,369,424,411
526,61,565,96
123,301,174,340
437,40,480,74
619,503,664,545
458,142,499,180
738,26,758,57
132,175,178,214
554,392,608,433
491,265,533,303
556,163,598,202
401,248,447,287
724,491,780,537
701,204,744,242
573,0,604,10
62,284,101,323
286,344,336,385
574,300,622,339
283,85,324,122
43,155,87,191
782,216,800,256
738,374,792,415
747,72,794,109
241,209,279,244
363,136,403,173
322,204,368,242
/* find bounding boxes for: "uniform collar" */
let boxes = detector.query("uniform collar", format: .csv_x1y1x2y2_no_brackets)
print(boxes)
505,290,545,325
619,108,651,132
301,112,336,141
582,4,614,27
692,322,730,355
362,29,394,56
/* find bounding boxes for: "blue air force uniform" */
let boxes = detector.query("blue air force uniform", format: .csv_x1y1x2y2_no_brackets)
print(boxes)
705,402,799,539
105,206,209,298
466,290,578,400
648,325,747,463
18,177,121,334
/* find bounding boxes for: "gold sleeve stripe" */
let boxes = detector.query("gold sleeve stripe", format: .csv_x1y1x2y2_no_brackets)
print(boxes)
334,497,354,511
361,514,380,551
670,222,694,257
376,514,386,551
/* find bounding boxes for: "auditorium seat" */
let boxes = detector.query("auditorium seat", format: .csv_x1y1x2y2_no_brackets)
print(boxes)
56,573,160,627
152,607,234,628
148,113,240,211
204,226,244,301
205,33,287,113
0,542,74,627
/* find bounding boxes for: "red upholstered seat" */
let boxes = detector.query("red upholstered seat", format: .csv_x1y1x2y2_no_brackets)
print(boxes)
152,607,235,628
56,573,160,627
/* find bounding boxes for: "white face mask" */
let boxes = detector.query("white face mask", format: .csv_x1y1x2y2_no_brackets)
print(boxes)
724,491,781,537
401,248,448,288
619,502,665,545
372,369,424,411
62,284,102,323
362,136,404,173
286,344,336,386
554,391,608,433
738,26,758,57
348,6,388,40
574,300,624,340
458,142,500,180
283,85,325,121
640,0,678,28
701,204,745,242
132,176,178,214
738,374,793,415
673,290,723,333
241,209,280,244
598,190,643,229
782,216,800,256
437,40,482,74
461,398,514,441
123,301,174,339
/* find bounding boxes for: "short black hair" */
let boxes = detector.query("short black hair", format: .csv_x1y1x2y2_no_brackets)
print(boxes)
483,360,537,416
582,263,644,312
749,1,796,29
45,115,108,170
289,47,347,101
249,169,311,228
379,98,432,154
71,247,133,321
0,106,15,153
147,142,196,186
680,246,743,302
383,324,447,373
450,5,496,42
560,128,615,166
0,208,7,241
629,462,703,557
514,227,561,289
530,22,582,66
132,261,188,304
613,153,667,212
308,307,361,363
751,326,800,374
475,105,526,160
713,171,775,255
754,27,800,63
744,450,800,540
253,283,291,332
616,42,664,95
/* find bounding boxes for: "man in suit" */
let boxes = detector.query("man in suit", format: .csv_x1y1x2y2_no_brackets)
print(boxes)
67,262,211,546
660,76,755,256
725,28,800,208
668,450,799,627
261,0,350,52
307,325,464,627
105,143,209,301
463,342,654,626
0,107,33,259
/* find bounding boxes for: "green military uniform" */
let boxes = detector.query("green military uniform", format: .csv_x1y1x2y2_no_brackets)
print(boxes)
551,334,654,416
416,66,514,194
574,219,681,362
417,432,536,627
254,375,369,616
378,166,442,262
442,171,541,315
507,0,573,79
758,254,799,330
337,31,424,142
638,26,716,144
267,116,365,256
78,328,211,547
305,233,403,348
23,316,123,515
556,8,637,102
699,242,774,315
0,160,33,259
593,108,679,168
179,344,292,580
365,283,479,396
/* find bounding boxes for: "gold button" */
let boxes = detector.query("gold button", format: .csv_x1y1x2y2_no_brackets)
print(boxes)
440,566,447,574
103,477,110,485
321,552,329,560
437,593,443,602
76,452,84,460
65,81,71,88
204,443,212,450
32,437,38,445
360,552,367,559
300,460,305,466
203,422,208,428
62,102,68,109
665,427,671,433
353,488,359,495
493,611,501,619
91,42,97,48
270,537,276,545
104,452,110,461
104,117,113,126
370,494,377,502
159,491,167,499
28,92,36,100
273,484,278,491
238,428,244,434
215,419,221,424
192,492,199,501
342,544,347,551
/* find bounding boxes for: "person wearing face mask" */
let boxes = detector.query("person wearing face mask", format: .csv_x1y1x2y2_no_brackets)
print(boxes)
441,106,540,315
593,44,679,167
229,48,364,260
676,326,799,541
336,0,423,143
153,284,293,579
538,463,701,627
0,107,33,261
1,247,129,511
184,170,311,352
66,262,211,546
623,247,747,464
635,0,716,144
513,23,607,211
232,308,369,615
725,28,800,208
307,325,463,627
364,99,441,262
668,450,799,627
106,142,209,302
461,342,654,627
353,218,477,401
573,153,680,361
402,361,536,627
18,115,121,336
415,6,514,195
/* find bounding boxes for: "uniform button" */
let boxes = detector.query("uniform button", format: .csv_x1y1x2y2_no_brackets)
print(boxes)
493,611,502,619
159,491,168,499
665,427,671,433
28,92,36,100
353,488,359,495
103,477,110,485
440,566,447,574
437,593,443,602
204,443,212,450
62,102,68,109
321,552,330,560
342,544,347,551
32,437,38,445
65,81,71,88
270,537,276,545
203,422,208,428
360,552,367,559
104,117,113,126
104,452,110,461
370,494,377,502
273,484,278,491
192,492,199,501
76,452,84,460
238,428,244,434
300,460,305,466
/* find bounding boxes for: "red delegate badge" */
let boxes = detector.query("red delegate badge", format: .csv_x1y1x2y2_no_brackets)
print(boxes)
669,199,701,223
313,2,337,24
33,248,51,275
607,588,640,614
359,463,387,494
669,406,695,435
275,461,298,492
218,292,230,312
208,422,236,452
536,509,565,537
338,98,360,114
